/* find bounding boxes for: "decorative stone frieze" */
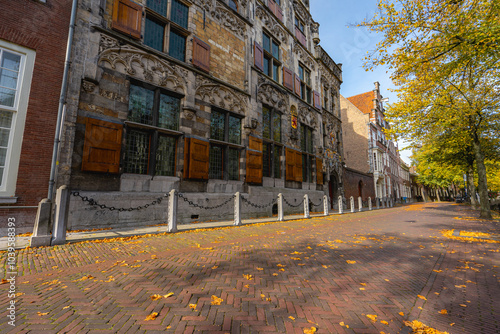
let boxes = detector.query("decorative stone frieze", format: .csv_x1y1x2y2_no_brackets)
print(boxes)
212,2,246,39
195,76,248,115
293,0,311,24
255,6,287,44
293,42,315,70
298,103,318,129
99,46,187,94
98,34,120,54
81,78,98,93
257,76,288,114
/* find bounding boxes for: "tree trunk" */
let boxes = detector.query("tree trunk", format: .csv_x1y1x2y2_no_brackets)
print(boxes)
436,188,441,202
472,138,492,219
467,168,478,207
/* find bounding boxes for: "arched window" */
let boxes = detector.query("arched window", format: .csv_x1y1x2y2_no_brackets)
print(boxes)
229,0,238,11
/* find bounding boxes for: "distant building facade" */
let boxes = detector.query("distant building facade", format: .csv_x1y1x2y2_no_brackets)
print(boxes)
54,0,345,230
0,0,72,233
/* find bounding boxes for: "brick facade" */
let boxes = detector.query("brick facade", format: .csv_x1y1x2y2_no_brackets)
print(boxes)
343,167,376,203
0,0,72,233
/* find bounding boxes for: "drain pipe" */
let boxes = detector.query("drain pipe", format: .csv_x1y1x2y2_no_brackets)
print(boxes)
47,0,78,200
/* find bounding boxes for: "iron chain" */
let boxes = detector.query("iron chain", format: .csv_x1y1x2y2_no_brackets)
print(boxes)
282,196,304,208
310,198,323,207
177,193,235,210
241,196,276,209
71,191,168,212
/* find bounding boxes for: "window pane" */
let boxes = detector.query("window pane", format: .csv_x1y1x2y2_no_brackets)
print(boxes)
262,106,270,139
0,110,13,128
209,145,223,179
124,130,150,175
300,126,306,151
158,93,180,130
263,143,270,178
128,85,154,125
229,0,237,11
168,30,186,61
273,146,281,178
144,17,165,52
228,148,239,180
147,0,168,15
298,66,304,80
263,56,270,76
0,128,9,147
272,112,281,142
0,68,19,89
171,0,189,29
306,87,311,104
263,33,270,53
309,156,314,182
210,110,225,141
228,115,241,144
272,63,279,81
272,41,279,59
307,128,313,153
1,51,21,71
0,87,15,107
155,136,176,176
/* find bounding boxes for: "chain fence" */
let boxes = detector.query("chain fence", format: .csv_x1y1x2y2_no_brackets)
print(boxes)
241,196,277,209
71,191,169,212
282,196,304,208
177,193,235,210
310,197,323,207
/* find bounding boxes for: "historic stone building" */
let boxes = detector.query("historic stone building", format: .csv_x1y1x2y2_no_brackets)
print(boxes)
0,0,72,234
56,0,344,229
344,82,401,203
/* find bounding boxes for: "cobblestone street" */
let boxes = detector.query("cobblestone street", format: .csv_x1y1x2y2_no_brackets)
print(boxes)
1,203,499,333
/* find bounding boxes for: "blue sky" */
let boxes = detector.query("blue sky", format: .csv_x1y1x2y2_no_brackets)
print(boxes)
310,0,412,164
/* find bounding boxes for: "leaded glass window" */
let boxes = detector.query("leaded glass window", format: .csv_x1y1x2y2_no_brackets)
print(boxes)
262,106,282,178
300,124,314,182
262,32,281,82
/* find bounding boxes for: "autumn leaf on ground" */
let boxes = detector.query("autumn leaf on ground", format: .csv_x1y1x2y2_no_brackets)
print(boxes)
433,270,443,273
399,312,405,316
164,292,174,298
439,309,448,314
303,327,316,334
37,312,49,316
380,320,389,325
212,266,218,269
289,316,295,321
144,312,158,321
322,265,328,269
366,314,377,322
243,274,253,280
272,273,278,276
405,320,449,334
211,295,223,305
1,279,9,284
359,287,366,290
417,295,427,300
257,267,264,270
459,304,467,307
151,294,162,301
189,304,197,310
346,260,356,264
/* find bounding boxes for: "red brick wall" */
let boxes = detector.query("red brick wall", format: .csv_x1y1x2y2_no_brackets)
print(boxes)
343,168,376,202
0,0,72,229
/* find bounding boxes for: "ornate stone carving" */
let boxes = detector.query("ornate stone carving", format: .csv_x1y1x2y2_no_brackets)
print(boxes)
183,107,196,120
257,76,288,113
310,21,319,34
82,79,97,93
99,34,120,54
317,46,342,81
298,103,318,128
195,76,247,115
195,0,213,12
255,6,287,43
212,2,246,39
293,0,311,24
99,46,187,94
293,42,315,70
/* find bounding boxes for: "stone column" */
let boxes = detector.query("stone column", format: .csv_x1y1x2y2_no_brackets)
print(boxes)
376,198,380,209
168,189,178,233
234,192,242,226
52,186,70,246
304,194,310,219
323,195,329,216
30,199,52,247
338,196,343,214
368,197,372,211
358,197,362,212
350,196,355,213
278,193,284,221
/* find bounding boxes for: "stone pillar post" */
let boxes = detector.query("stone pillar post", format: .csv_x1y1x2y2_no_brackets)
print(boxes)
350,196,355,213
168,189,178,233
304,194,310,219
376,198,380,209
358,197,362,212
278,193,284,221
368,197,372,211
30,199,52,247
338,196,343,214
323,195,329,216
52,186,70,246
234,192,242,226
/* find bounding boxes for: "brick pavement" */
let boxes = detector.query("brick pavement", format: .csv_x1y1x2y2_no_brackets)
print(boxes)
0,203,498,333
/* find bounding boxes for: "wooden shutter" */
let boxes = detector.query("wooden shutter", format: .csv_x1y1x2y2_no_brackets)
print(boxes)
82,118,123,173
248,136,263,151
295,151,303,182
313,91,321,109
254,42,264,72
294,73,301,96
283,67,294,91
285,148,295,181
295,27,307,47
246,151,263,184
268,0,276,15
192,36,211,72
185,137,209,179
275,5,283,22
316,158,323,185
112,0,142,39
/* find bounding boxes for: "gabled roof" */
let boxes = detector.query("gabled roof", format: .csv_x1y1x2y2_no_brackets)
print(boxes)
347,91,374,115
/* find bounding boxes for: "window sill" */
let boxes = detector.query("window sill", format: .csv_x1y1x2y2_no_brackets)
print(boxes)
124,121,184,137
209,139,244,150
0,197,18,204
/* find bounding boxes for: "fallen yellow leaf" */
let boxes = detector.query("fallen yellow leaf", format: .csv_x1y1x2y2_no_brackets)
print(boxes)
150,294,162,301
366,314,377,322
289,316,295,321
380,320,389,325
417,295,427,300
144,312,158,321
211,295,223,305
346,260,356,264
37,312,49,316
399,312,405,316
164,292,174,298
303,327,316,334
189,304,197,310
439,309,448,314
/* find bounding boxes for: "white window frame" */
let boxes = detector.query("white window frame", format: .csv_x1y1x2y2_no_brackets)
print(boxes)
0,40,35,200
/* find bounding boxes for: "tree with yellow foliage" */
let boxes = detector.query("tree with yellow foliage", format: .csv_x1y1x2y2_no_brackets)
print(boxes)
361,0,500,218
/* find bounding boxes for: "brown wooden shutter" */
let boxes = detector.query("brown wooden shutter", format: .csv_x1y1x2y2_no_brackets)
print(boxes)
285,148,295,181
316,158,323,185
268,0,276,15
313,91,321,109
82,118,123,173
192,36,210,72
248,136,263,151
112,0,142,39
295,151,303,182
275,5,283,22
246,151,263,184
254,42,264,72
295,27,307,47
294,73,301,96
283,67,294,91
185,137,209,179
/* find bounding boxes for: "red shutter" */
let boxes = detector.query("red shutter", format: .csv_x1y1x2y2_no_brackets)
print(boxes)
295,27,307,47
82,118,123,173
268,0,276,15
192,36,210,72
316,158,323,185
112,0,142,39
285,148,295,181
185,137,209,179
246,151,263,184
275,5,283,22
313,91,321,109
295,151,303,182
294,73,301,96
283,67,294,91
254,42,264,72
